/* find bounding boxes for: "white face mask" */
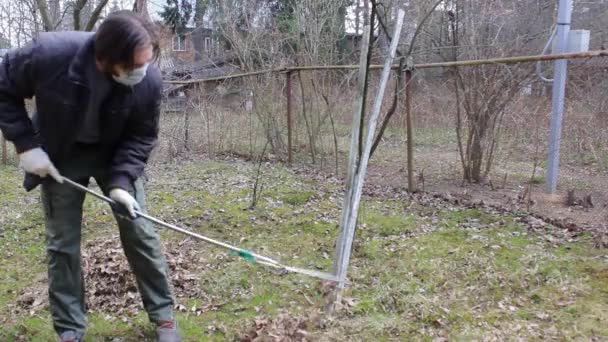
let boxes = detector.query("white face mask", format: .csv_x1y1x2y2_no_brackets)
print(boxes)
112,63,149,86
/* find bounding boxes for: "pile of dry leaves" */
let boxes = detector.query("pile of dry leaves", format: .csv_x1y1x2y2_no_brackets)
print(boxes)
13,235,209,316
238,282,357,342
239,310,312,342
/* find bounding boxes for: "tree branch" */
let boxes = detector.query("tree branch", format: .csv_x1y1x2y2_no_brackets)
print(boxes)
357,3,376,165
406,0,445,56
85,0,110,31
53,3,73,30
372,0,444,63
370,56,404,158
371,0,402,56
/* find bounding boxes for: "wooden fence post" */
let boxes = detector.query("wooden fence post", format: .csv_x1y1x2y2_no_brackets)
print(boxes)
333,9,406,300
286,71,293,164
405,69,414,191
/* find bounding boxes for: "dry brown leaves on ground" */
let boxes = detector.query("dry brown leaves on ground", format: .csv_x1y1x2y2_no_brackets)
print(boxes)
12,235,209,317
239,310,311,342
238,281,358,342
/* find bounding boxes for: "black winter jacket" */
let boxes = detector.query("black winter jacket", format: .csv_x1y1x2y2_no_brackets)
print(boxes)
0,31,162,191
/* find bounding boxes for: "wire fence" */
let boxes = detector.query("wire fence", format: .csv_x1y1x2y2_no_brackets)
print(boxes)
148,51,608,230
153,50,608,185
2,50,608,213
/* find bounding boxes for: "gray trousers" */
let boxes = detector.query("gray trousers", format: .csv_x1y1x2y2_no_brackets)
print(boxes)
41,143,174,336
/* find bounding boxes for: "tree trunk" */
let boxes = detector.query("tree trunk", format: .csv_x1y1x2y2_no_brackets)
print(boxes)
192,0,208,61
73,0,87,30
48,0,60,28
133,0,151,21
468,130,484,182
363,0,370,26
35,0,53,31
355,0,360,35
466,110,489,183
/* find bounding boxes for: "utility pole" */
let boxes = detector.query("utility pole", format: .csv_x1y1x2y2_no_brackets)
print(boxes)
546,0,573,193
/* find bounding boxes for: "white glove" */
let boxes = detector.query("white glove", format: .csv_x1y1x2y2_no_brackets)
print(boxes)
109,188,141,219
19,147,63,183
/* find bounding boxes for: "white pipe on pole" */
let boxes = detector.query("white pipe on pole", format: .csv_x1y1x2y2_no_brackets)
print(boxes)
546,0,573,193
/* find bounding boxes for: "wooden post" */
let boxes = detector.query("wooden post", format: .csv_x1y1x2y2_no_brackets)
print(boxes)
1,132,7,165
333,9,406,294
286,71,293,164
405,69,414,191
333,23,372,296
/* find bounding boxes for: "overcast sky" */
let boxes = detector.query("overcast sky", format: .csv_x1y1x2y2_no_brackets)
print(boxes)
0,0,372,47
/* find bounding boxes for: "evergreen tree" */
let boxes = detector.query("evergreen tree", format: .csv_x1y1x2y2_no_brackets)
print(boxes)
160,0,193,33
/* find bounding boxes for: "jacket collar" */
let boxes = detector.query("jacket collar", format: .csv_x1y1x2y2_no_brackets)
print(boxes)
68,34,96,85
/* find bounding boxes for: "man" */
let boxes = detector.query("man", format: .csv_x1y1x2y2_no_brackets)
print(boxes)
0,11,180,342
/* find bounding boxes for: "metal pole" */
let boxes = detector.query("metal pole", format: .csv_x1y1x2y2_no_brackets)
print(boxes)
286,71,293,164
546,0,573,193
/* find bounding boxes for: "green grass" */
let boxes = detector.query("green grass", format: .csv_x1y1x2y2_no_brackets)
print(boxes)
414,126,458,147
1,160,607,341
530,175,545,184
281,191,316,206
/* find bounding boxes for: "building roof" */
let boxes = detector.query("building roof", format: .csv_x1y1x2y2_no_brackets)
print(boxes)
166,59,237,77
163,60,239,95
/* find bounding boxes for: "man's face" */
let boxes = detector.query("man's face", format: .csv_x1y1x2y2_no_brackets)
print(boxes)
112,44,154,76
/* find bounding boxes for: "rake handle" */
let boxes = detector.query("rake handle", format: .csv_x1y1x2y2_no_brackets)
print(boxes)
60,176,337,282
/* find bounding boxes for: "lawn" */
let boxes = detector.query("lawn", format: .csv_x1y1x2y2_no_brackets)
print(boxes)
0,159,606,341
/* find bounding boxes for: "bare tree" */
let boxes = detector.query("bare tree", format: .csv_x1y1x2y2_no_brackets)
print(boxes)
432,0,540,183
32,0,110,32
0,0,43,45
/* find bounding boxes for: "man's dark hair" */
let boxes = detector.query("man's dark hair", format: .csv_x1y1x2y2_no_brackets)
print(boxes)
95,10,160,70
